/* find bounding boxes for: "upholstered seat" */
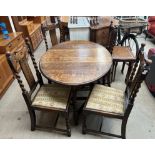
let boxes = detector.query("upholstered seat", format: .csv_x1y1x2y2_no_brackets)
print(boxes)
6,39,72,136
83,43,150,139
112,46,135,61
86,84,124,115
32,84,71,110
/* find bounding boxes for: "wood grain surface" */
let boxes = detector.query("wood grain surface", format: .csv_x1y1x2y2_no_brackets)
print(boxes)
40,40,112,86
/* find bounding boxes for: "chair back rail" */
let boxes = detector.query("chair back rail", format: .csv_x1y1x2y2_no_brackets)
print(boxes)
41,25,49,51
41,24,58,51
6,38,43,96
56,16,66,43
108,24,117,53
82,43,151,139
6,54,27,93
25,38,43,86
125,43,151,103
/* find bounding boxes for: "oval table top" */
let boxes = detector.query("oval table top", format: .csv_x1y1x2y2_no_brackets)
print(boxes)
39,40,112,86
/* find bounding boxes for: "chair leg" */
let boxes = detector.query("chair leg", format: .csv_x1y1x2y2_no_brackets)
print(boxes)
121,62,125,74
48,80,52,84
73,103,79,125
113,62,118,81
97,78,102,84
65,113,71,137
111,63,114,83
82,112,87,134
101,77,105,85
29,109,36,131
103,70,111,86
121,119,127,139
107,70,111,87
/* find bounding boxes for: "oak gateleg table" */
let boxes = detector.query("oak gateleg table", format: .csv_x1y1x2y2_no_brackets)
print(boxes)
39,40,112,125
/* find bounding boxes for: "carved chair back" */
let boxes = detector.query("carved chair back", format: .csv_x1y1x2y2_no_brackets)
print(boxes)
92,21,113,50
6,39,43,96
41,24,58,51
97,27,111,48
125,44,151,104
108,24,117,53
56,16,67,43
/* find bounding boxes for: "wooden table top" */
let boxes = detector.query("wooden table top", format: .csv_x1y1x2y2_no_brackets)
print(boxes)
39,40,112,86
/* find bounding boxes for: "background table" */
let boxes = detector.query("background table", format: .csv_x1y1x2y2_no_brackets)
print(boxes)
39,40,112,86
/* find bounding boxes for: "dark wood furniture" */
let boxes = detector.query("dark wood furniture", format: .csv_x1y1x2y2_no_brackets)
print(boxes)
0,32,24,98
11,17,44,51
89,16,119,48
6,39,72,137
0,32,23,54
0,54,13,98
19,20,43,51
57,16,70,42
116,17,147,77
27,16,46,24
108,26,139,83
82,43,151,139
41,23,59,51
40,40,112,124
89,19,116,86
39,40,112,86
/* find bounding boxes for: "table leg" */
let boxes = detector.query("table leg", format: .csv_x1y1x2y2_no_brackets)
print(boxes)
71,86,79,125
71,84,93,125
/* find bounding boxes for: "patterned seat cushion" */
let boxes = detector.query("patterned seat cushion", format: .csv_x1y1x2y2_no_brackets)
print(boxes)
86,84,124,115
32,84,71,110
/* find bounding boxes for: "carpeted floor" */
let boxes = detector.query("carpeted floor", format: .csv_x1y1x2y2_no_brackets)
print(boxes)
0,31,155,139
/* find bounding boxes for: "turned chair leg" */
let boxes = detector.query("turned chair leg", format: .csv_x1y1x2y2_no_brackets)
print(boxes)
73,105,79,125
48,80,52,84
121,119,127,139
111,63,114,83
107,70,111,87
72,88,79,125
113,62,118,81
65,113,71,137
121,62,125,74
82,112,87,134
29,109,36,131
101,77,105,85
103,70,111,86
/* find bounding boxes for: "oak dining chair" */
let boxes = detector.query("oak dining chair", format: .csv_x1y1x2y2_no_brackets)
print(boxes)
82,43,151,139
6,38,72,137
91,21,113,86
109,25,139,83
